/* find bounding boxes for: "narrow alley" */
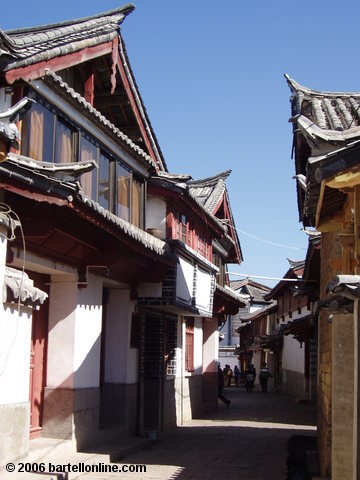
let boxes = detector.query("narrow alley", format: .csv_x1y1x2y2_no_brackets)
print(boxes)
73,387,316,480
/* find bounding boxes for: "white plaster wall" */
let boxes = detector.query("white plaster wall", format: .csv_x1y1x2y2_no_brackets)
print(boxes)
47,274,77,388
195,268,212,313
145,195,167,239
0,229,33,405
175,316,183,379
104,288,137,384
0,306,32,404
282,335,305,374
218,353,239,372
47,273,104,389
203,320,218,373
73,273,103,388
176,258,193,305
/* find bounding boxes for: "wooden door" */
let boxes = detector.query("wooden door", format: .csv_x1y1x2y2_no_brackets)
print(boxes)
29,273,49,439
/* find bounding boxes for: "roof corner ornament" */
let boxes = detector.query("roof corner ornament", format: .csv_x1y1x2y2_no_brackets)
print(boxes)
0,97,35,161
293,174,307,191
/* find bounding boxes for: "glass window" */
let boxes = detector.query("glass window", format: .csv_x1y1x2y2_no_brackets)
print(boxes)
132,178,144,228
116,162,130,222
98,152,111,211
80,136,98,200
23,102,54,162
54,118,73,164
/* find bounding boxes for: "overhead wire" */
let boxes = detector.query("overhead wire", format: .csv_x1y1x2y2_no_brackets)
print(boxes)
220,218,307,251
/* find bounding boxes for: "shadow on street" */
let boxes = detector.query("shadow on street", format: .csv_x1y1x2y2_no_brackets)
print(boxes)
119,388,317,480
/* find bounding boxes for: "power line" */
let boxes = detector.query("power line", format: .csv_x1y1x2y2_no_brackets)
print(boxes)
228,272,311,282
221,220,306,251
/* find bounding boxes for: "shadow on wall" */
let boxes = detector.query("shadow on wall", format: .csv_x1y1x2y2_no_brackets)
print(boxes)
42,339,138,451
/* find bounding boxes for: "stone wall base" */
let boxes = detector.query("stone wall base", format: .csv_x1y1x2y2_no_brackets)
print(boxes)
280,369,306,398
0,402,30,465
42,385,137,450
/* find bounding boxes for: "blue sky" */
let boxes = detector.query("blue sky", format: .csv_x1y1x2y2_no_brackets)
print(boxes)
3,0,360,287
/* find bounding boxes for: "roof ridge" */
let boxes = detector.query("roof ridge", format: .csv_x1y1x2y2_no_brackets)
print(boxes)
285,73,360,98
42,69,156,169
188,169,231,187
4,4,135,36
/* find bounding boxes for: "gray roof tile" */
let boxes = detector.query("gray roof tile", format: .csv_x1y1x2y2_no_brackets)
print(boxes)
0,5,134,70
39,70,156,170
3,153,169,258
286,74,360,143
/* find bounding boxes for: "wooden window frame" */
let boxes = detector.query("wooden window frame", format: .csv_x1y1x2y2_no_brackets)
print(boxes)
185,317,194,372
171,209,212,261
21,90,146,227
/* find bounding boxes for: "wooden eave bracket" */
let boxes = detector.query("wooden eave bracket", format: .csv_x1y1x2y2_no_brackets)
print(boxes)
315,175,355,232
5,41,114,84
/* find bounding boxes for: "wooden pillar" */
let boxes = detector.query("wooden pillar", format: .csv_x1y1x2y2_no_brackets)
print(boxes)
353,185,360,478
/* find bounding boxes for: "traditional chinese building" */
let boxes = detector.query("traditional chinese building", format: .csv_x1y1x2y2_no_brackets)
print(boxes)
0,5,244,465
286,74,360,478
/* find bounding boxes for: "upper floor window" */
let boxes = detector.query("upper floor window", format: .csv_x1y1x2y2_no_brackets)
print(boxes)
22,101,54,162
22,100,77,164
171,209,212,261
213,250,226,286
21,93,145,228
54,117,76,164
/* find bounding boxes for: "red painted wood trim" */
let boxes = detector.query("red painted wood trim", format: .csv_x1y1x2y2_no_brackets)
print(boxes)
0,182,69,206
116,41,159,171
212,192,225,216
5,41,114,84
111,37,119,95
223,194,241,263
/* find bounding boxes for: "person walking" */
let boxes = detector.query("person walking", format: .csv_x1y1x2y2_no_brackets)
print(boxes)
245,364,256,393
218,365,231,407
234,365,240,387
259,363,272,393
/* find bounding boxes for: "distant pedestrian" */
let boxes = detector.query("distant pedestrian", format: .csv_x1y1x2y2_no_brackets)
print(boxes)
218,365,231,407
223,364,233,387
234,365,240,387
259,363,272,393
245,364,256,393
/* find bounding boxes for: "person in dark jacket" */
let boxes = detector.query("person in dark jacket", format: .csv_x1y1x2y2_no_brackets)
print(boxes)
259,363,272,392
218,365,231,407
245,364,256,393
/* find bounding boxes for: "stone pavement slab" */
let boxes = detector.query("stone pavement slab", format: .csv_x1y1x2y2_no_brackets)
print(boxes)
74,388,316,480
2,388,316,480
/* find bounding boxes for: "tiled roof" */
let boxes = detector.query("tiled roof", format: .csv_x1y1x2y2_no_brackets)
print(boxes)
0,5,134,70
231,279,271,303
149,174,227,233
286,74,360,144
4,266,48,307
39,70,156,169
0,97,35,146
2,153,169,258
188,170,231,214
215,283,248,307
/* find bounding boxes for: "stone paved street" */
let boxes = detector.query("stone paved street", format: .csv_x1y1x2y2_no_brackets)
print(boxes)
73,387,316,480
